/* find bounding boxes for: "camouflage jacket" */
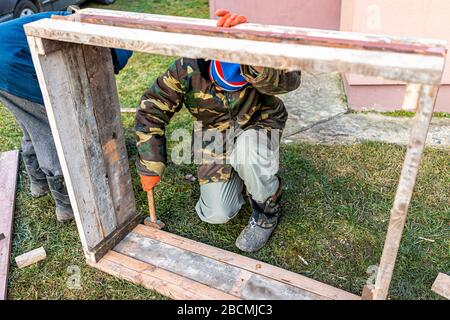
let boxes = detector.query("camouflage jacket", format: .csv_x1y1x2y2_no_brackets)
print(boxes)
135,58,301,185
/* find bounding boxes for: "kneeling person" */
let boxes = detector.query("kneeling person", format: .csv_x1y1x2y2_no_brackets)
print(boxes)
136,10,301,252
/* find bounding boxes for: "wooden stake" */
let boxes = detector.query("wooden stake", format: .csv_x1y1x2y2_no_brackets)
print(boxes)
147,190,156,223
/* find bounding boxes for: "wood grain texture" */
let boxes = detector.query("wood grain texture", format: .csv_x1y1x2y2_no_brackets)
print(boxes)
111,225,359,300
89,251,239,300
402,84,422,111
15,247,47,269
0,150,19,300
68,8,448,49
146,190,157,223
27,37,139,262
431,273,450,299
115,232,323,300
24,17,446,85
54,12,446,56
132,224,359,300
27,37,117,251
82,45,137,227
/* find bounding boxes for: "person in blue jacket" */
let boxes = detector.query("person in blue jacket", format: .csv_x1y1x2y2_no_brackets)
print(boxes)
0,11,132,223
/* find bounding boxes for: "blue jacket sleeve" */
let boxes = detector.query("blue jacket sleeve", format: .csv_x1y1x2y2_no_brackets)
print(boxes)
0,11,132,104
0,11,69,104
112,49,133,74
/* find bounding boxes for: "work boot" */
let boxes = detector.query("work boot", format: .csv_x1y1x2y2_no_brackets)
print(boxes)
235,182,282,253
30,178,50,198
47,175,74,223
22,153,50,198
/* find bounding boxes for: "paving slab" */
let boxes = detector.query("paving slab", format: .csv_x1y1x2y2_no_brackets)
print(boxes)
284,113,450,148
281,72,348,137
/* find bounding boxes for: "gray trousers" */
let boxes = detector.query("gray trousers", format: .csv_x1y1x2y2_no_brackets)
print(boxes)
196,129,280,224
0,90,63,178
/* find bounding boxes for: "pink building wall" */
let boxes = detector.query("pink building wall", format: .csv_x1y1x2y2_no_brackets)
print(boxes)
209,0,342,30
209,0,450,112
341,0,450,112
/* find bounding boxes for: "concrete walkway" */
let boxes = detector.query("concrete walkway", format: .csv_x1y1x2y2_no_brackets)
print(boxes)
281,72,450,148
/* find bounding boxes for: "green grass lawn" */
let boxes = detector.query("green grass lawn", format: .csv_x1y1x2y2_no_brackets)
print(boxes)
1,0,449,300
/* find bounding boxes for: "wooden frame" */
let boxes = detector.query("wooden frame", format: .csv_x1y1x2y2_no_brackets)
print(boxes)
24,8,446,300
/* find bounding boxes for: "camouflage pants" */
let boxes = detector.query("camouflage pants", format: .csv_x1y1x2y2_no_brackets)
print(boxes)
195,129,280,224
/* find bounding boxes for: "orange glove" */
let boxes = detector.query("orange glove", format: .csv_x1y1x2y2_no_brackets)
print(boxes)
216,9,248,28
140,175,161,192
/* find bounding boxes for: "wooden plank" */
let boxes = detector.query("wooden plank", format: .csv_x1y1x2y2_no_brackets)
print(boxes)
115,232,323,300
431,273,450,299
373,85,440,300
28,37,140,262
73,8,448,49
132,224,359,300
54,12,446,57
15,247,47,269
23,18,446,85
0,150,19,300
27,37,116,253
81,45,136,226
115,229,344,300
89,251,239,300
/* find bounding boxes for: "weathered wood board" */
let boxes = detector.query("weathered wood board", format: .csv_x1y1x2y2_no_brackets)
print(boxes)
89,251,239,300
97,224,360,300
24,11,446,85
27,36,140,262
55,9,446,56
65,8,448,48
0,150,19,300
82,44,136,227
